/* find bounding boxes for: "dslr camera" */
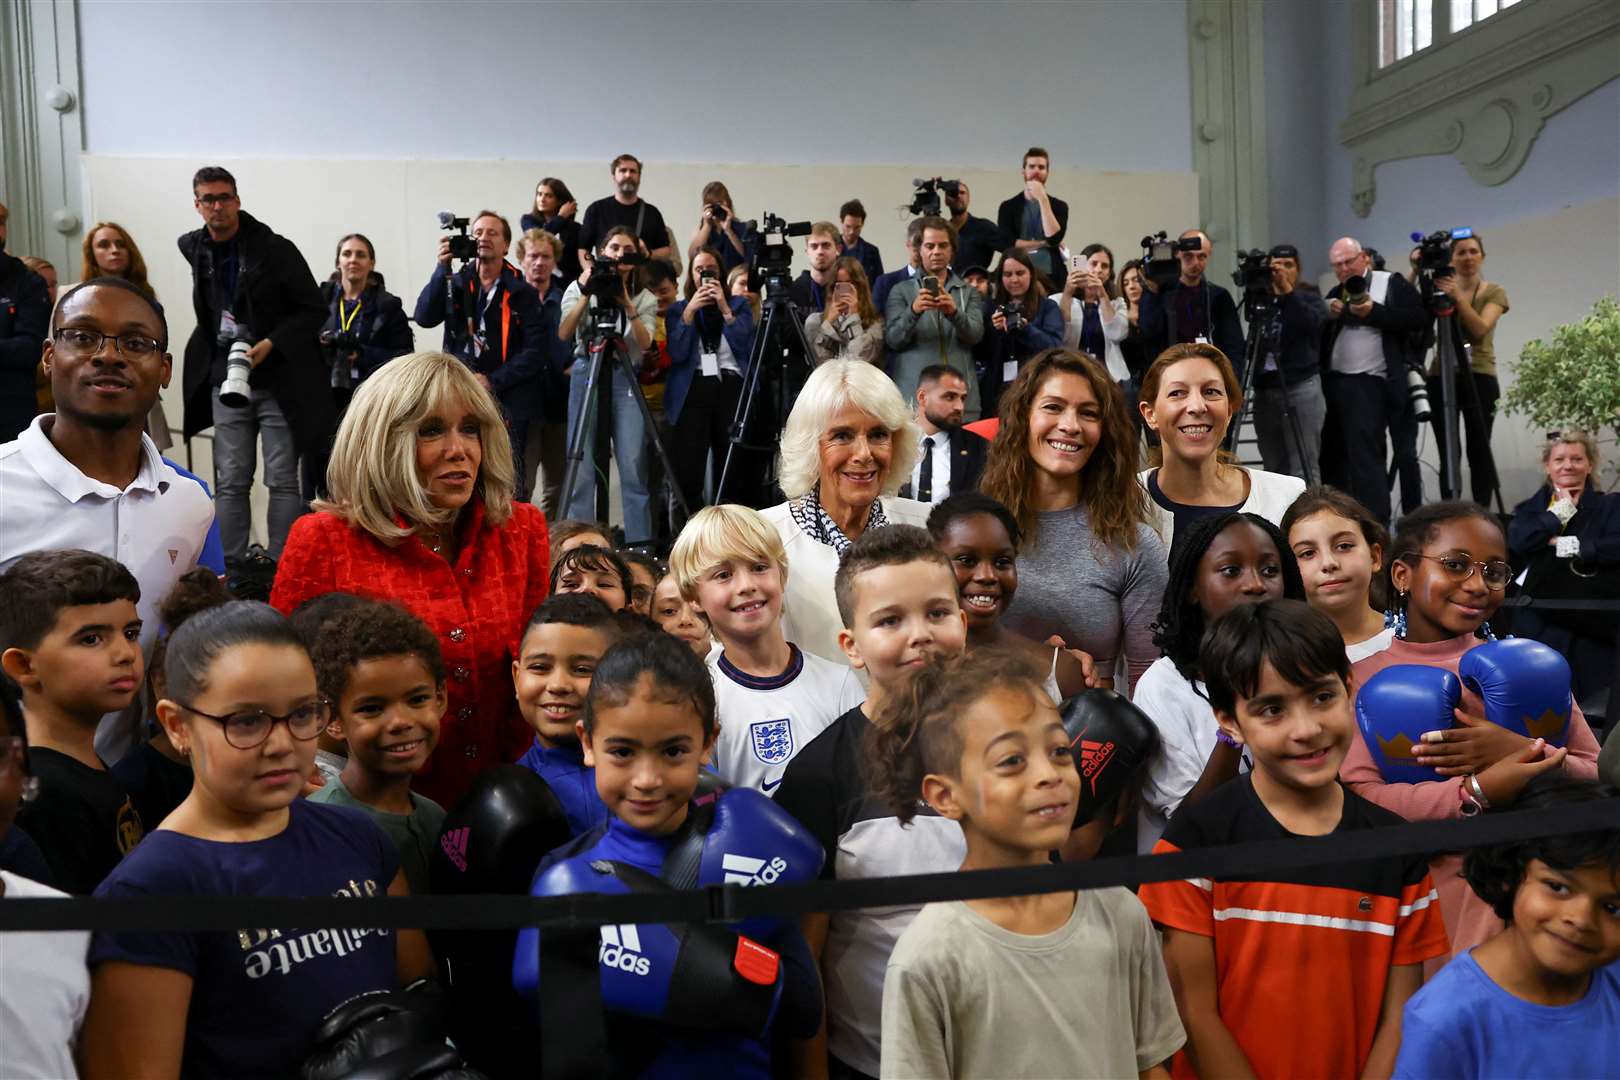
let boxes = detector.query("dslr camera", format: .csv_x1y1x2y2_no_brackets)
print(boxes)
747,211,812,293
997,303,1027,333
1231,248,1272,294
437,211,478,261
908,177,962,218
217,327,256,408
705,203,730,227
321,328,361,392
1141,231,1202,289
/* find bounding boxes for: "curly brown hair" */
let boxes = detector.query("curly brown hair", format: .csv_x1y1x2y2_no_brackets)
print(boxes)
864,646,1044,825
309,598,445,704
979,349,1149,551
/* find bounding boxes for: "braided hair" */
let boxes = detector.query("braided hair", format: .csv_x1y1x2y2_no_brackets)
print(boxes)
1150,511,1304,685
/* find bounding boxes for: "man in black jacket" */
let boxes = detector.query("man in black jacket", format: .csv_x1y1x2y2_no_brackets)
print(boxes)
1320,236,1429,524
414,210,547,501
995,148,1068,282
947,182,1008,278
178,167,332,560
1247,245,1327,484
1137,228,1246,380
899,365,986,503
0,202,51,444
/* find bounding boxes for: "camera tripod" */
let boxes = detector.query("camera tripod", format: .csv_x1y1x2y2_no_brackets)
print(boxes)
715,276,815,506
1427,294,1505,513
559,304,689,545
1226,290,1313,484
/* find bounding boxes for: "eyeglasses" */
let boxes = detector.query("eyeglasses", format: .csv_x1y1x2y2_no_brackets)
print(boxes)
196,193,238,206
1403,552,1513,590
53,327,164,358
175,698,331,750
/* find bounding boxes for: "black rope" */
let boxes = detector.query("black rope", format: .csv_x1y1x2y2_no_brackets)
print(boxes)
5,798,1615,934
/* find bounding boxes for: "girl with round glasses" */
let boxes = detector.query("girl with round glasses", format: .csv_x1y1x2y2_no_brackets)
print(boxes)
82,600,434,1080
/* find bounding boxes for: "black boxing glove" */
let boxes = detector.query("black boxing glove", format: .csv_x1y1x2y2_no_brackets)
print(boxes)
429,765,573,897
1060,689,1161,828
301,980,477,1080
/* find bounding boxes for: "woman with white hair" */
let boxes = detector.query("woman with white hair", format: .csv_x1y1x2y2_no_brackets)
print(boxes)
269,351,551,806
760,360,928,665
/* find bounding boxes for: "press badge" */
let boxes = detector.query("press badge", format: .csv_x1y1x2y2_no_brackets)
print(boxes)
1003,360,1019,382
701,350,720,377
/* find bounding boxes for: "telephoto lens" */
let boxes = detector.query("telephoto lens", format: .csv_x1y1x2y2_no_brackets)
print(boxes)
1406,368,1431,422
218,340,254,408
1343,275,1369,306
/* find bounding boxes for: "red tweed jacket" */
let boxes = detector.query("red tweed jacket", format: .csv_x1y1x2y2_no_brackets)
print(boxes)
270,499,550,807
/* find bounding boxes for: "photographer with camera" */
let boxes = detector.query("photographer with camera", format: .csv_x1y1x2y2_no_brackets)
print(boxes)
995,147,1068,281
557,226,658,544
1245,243,1327,485
1427,232,1510,505
805,256,884,366
685,180,754,275
946,181,1009,278
413,210,548,502
1058,243,1130,388
1320,236,1427,525
665,247,757,513
1137,228,1245,380
319,234,413,401
577,154,671,269
885,216,986,420
789,222,843,318
516,228,574,517
981,249,1063,416
838,199,884,285
520,176,581,283
178,167,332,561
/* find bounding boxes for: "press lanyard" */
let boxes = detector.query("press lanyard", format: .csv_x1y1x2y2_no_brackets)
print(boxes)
338,297,362,334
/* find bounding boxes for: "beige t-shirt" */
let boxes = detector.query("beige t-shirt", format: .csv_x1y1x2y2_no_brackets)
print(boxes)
1461,281,1509,376
881,888,1185,1080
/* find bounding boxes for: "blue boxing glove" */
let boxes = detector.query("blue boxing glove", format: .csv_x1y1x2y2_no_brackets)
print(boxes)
1459,638,1573,746
514,853,784,1037
1356,665,1461,783
694,787,824,940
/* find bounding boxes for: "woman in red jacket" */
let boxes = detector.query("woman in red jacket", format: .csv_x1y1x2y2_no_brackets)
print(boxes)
271,350,549,806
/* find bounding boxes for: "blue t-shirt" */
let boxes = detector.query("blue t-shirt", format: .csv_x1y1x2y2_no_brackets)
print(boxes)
90,800,400,1080
1394,949,1620,1079
515,737,608,838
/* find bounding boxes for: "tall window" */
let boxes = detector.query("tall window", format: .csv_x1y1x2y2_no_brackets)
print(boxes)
1378,0,1525,66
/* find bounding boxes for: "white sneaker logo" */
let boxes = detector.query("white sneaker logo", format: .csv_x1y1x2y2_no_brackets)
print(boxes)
599,924,651,976
722,852,789,886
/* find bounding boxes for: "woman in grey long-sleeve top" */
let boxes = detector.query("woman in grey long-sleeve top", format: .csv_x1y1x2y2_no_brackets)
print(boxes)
981,348,1167,692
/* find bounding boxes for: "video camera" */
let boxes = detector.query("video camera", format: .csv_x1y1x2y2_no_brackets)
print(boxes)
437,211,478,261
1141,231,1202,288
1231,248,1272,294
1410,227,1468,279
584,248,647,313
908,177,962,218
747,211,811,293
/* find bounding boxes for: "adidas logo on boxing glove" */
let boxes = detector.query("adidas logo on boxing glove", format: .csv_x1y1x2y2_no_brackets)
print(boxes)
721,852,789,886
598,924,651,976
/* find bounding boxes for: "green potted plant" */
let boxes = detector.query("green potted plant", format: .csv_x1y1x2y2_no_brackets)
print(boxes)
1504,296,1620,480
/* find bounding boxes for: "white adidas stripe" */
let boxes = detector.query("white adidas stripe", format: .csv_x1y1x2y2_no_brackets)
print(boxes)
1212,906,1396,936
601,924,642,951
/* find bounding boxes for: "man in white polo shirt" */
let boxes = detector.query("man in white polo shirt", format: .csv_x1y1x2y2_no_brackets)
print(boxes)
0,277,216,762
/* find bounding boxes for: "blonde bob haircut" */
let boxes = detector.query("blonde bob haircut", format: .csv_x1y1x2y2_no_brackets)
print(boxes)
315,350,515,543
776,359,921,501
669,504,790,603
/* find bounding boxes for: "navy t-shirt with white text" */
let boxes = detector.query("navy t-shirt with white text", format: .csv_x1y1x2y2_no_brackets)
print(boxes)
90,800,399,1079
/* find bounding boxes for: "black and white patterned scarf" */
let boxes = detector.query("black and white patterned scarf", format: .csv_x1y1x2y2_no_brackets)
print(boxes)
789,482,889,554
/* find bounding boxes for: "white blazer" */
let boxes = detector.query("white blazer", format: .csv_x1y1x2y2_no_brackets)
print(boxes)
759,496,933,667
1138,466,1307,552
1061,295,1130,382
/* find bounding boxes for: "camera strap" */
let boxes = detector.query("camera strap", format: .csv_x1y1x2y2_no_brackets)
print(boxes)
634,202,646,243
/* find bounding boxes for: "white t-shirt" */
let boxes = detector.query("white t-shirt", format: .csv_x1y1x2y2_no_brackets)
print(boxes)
1330,270,1392,376
1132,655,1250,853
0,871,90,1078
1346,626,1396,665
708,643,865,795
0,416,216,762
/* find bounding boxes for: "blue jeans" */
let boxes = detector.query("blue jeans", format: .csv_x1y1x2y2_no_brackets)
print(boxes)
212,386,300,560
564,358,651,543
